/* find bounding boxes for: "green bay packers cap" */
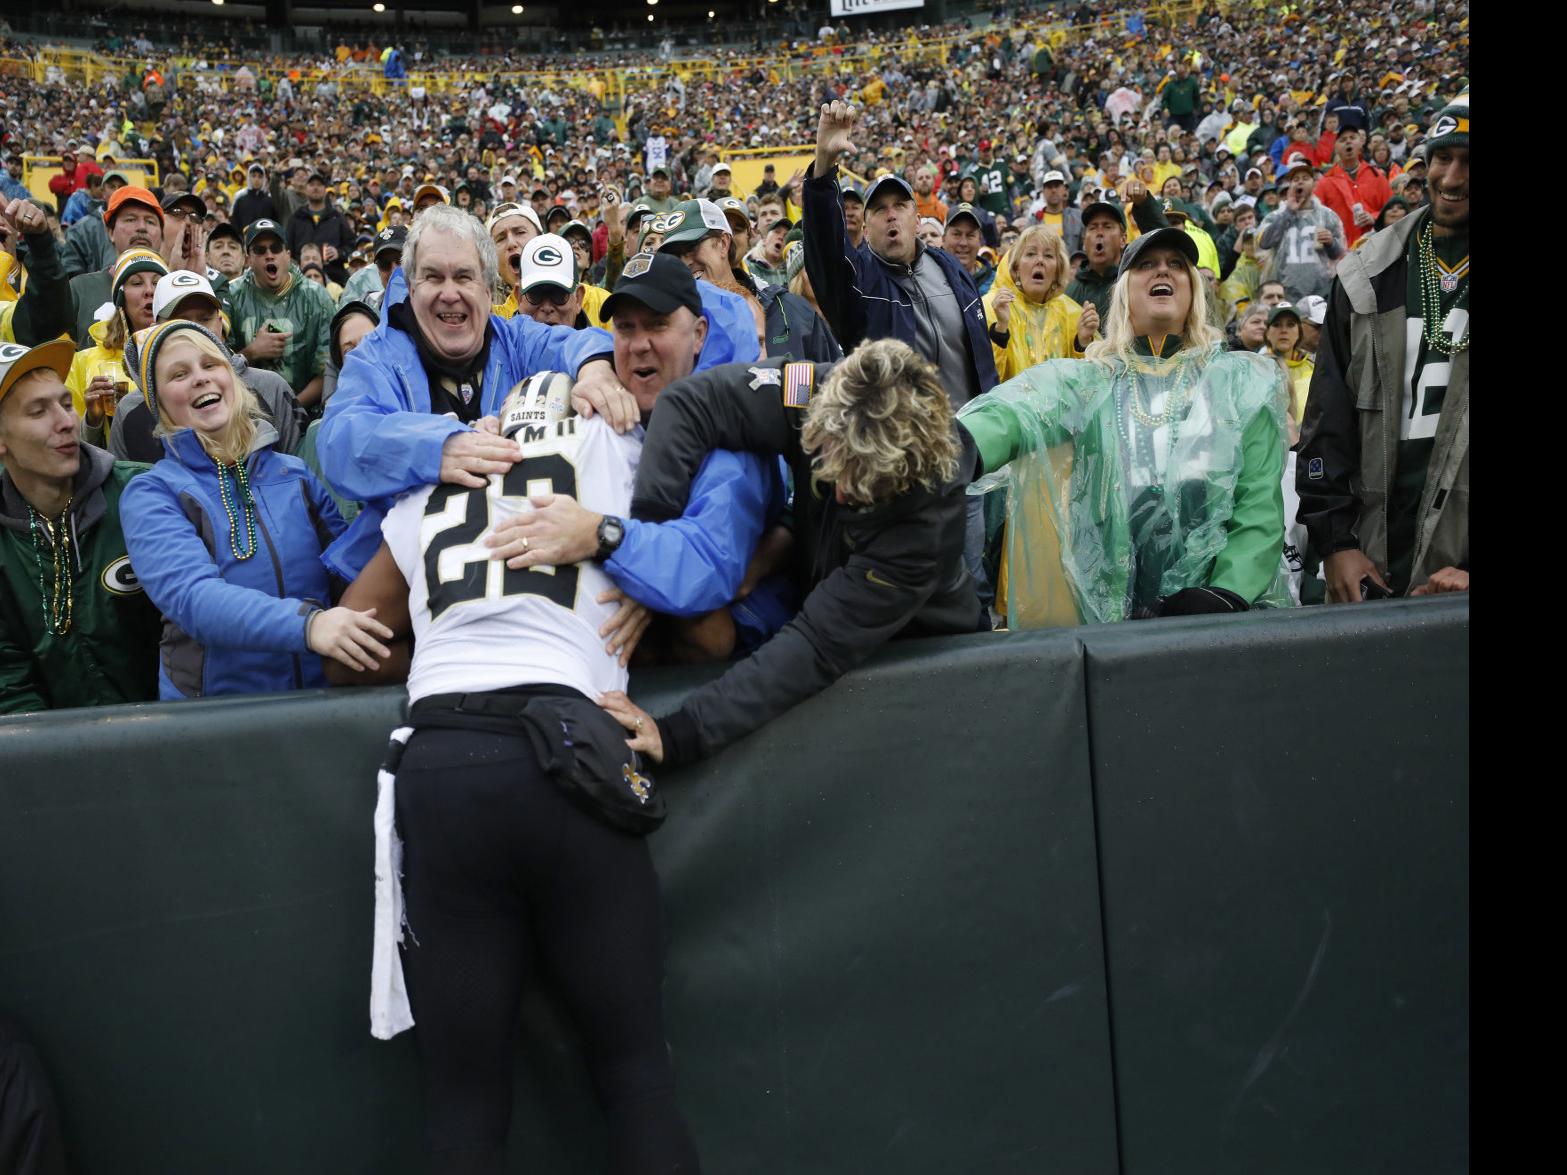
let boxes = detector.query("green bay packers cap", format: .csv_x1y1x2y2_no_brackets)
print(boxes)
601,252,702,321
655,199,731,249
152,269,221,321
944,202,983,229
516,234,578,293
0,339,77,408
243,218,285,250
714,195,751,231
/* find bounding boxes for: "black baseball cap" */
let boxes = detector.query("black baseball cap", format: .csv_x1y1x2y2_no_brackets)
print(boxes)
207,221,243,246
244,219,286,249
307,170,329,184
944,202,983,229
373,224,407,259
1116,226,1199,277
600,252,702,321
1082,201,1127,231
839,179,866,203
161,191,206,217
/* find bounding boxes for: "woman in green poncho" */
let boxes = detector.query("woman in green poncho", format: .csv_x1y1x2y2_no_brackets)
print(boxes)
957,227,1292,629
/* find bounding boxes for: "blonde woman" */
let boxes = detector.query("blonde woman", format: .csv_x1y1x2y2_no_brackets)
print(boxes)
119,320,391,698
66,247,167,446
982,225,1098,380
958,228,1292,627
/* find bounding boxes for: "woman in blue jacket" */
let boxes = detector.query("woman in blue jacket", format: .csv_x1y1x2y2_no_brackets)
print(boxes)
120,320,393,698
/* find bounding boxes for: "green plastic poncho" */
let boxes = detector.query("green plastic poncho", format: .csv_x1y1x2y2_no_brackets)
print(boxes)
958,340,1293,628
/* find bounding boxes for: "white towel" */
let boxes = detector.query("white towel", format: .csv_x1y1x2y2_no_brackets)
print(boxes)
370,726,416,1040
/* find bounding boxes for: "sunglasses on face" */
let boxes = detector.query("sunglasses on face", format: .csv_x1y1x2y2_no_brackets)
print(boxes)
249,242,286,256
523,286,573,308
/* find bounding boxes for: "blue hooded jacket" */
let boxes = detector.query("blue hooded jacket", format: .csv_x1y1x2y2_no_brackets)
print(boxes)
316,269,614,577
121,424,346,700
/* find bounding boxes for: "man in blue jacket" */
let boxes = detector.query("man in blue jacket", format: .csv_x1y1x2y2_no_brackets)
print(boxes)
802,99,999,599
481,252,795,662
316,205,640,579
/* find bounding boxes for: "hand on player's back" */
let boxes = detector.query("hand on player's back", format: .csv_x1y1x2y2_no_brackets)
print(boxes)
487,492,602,570
440,428,520,488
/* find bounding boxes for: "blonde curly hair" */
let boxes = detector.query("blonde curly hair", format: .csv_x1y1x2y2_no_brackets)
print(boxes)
801,339,960,507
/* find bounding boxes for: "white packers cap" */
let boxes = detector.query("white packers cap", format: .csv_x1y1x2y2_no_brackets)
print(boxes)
1296,294,1328,326
516,234,577,293
1042,170,1067,185
152,270,221,321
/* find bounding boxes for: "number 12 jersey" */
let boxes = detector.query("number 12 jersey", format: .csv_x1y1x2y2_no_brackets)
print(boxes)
382,416,642,705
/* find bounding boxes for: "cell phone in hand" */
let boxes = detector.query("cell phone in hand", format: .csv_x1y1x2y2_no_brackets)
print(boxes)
1360,576,1393,601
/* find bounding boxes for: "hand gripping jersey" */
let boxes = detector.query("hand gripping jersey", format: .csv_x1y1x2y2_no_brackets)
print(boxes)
382,415,641,704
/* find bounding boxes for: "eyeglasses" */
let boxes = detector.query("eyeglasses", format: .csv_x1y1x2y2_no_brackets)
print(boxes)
165,206,202,222
249,241,286,256
523,286,573,308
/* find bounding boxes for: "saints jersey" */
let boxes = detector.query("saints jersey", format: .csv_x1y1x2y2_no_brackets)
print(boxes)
382,416,642,704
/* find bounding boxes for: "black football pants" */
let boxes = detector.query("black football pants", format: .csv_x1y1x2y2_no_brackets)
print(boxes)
395,726,699,1175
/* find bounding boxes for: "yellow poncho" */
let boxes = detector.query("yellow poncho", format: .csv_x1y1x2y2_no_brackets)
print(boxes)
980,259,1085,382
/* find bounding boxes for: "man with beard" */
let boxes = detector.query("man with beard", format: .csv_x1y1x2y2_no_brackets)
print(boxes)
912,164,947,222
65,185,169,346
1298,92,1468,603
659,198,838,364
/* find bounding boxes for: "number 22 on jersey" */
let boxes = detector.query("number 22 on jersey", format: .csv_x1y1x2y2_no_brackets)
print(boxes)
420,450,580,619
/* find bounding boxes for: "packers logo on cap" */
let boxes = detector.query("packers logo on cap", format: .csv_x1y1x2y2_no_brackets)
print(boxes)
0,343,29,365
621,252,655,279
652,210,685,234
1430,114,1464,138
534,245,565,266
170,272,203,288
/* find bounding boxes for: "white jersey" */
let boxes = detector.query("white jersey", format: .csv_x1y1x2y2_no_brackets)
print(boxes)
382,416,642,705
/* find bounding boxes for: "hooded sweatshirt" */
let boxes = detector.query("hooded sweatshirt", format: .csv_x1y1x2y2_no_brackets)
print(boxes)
981,256,1085,381
0,446,160,713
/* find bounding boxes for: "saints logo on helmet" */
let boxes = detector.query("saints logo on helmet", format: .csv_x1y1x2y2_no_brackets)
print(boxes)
500,370,574,440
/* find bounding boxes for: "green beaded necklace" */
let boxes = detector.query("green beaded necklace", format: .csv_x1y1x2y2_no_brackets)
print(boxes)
27,496,74,636
1417,220,1470,356
216,460,259,561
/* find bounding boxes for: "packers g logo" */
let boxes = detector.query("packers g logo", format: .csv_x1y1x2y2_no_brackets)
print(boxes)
101,556,143,595
652,210,685,233
534,245,565,266
1429,115,1458,139
170,272,203,288
0,343,29,365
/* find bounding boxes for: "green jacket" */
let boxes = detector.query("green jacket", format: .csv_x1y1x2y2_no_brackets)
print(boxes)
226,265,334,394
0,447,161,714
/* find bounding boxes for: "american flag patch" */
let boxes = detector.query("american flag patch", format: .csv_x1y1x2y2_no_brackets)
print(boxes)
783,363,814,408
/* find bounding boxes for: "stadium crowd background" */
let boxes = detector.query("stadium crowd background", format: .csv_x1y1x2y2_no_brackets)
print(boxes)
0,0,1470,716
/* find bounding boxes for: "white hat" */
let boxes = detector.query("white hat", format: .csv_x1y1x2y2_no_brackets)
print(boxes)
515,234,577,294
500,174,518,187
1042,170,1067,185
486,202,542,236
1296,294,1328,326
152,270,221,321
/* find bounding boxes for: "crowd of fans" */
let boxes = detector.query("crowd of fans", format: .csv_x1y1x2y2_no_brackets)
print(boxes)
0,0,1469,718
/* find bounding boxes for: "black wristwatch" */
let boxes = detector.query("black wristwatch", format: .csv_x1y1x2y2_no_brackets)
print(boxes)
595,515,626,561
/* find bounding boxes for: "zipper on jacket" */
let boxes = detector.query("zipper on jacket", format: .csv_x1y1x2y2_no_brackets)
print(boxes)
252,469,304,690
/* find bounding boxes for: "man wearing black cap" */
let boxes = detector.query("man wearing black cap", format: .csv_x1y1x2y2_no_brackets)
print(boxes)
838,180,866,251
286,171,354,286
338,223,405,311
232,163,277,232
487,249,796,662
1065,201,1129,310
